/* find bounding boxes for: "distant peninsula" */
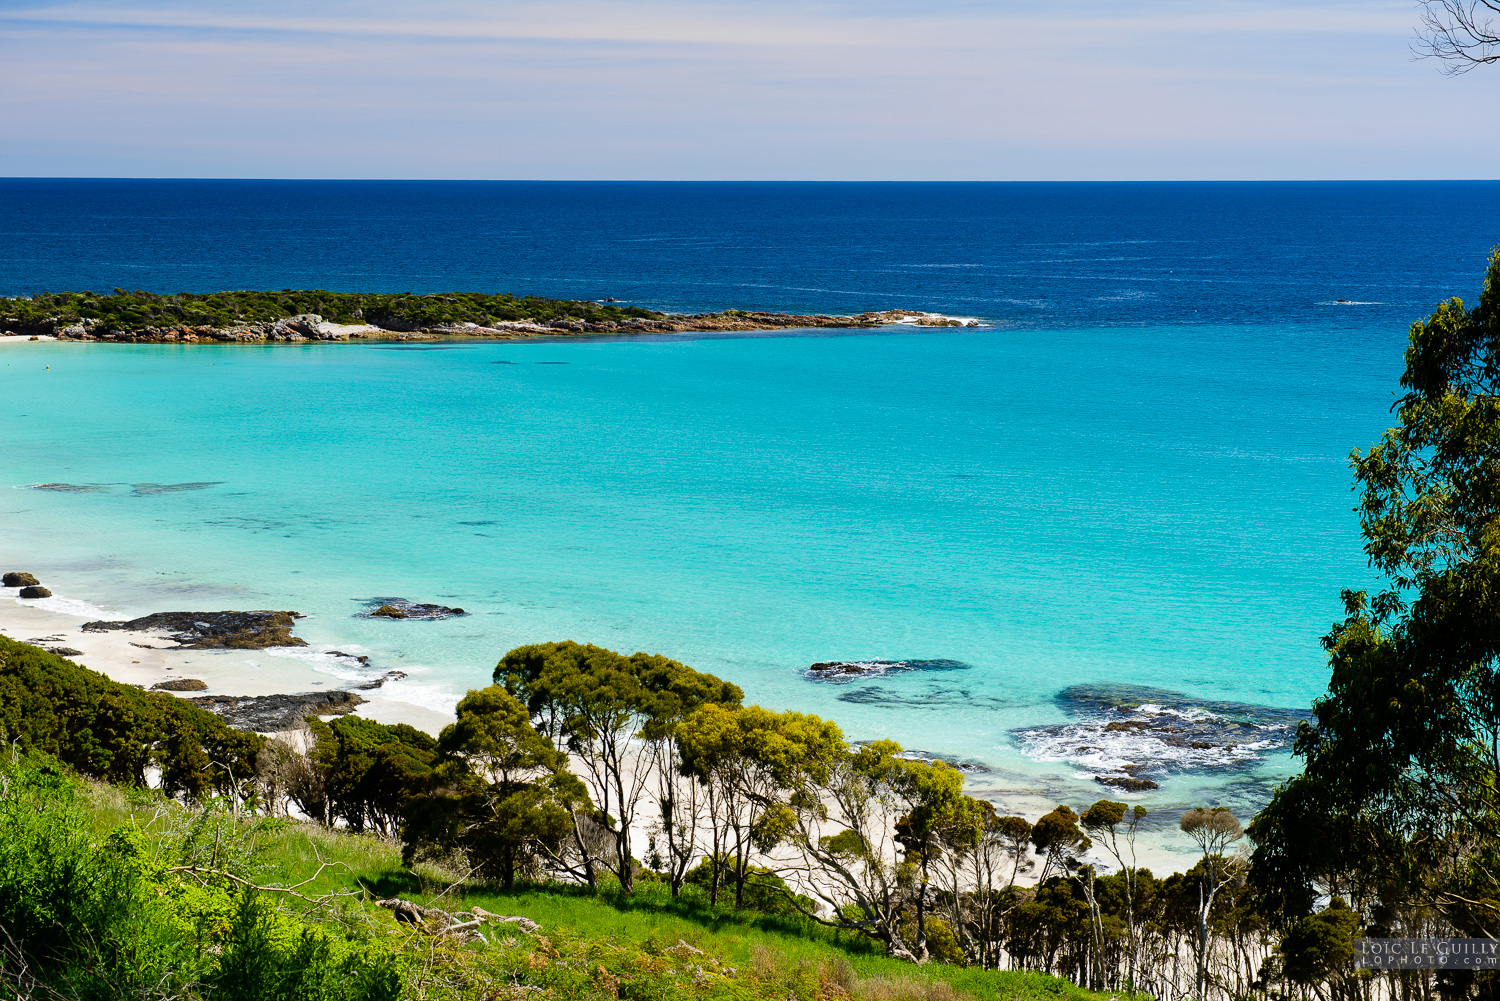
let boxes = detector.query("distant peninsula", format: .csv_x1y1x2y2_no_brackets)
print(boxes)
0,289,978,342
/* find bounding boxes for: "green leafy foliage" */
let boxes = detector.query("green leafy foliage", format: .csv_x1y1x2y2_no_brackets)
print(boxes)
0,754,397,1001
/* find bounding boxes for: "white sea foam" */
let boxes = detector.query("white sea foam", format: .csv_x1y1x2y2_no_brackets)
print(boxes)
263,643,378,683
367,677,462,717
9,591,119,619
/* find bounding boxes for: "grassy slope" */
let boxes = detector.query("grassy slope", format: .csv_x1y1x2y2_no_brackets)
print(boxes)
77,780,1113,1001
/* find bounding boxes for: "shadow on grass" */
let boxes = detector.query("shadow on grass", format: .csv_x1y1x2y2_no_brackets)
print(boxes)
383,872,890,958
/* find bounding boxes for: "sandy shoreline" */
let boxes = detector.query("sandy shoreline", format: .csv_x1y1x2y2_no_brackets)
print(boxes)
0,584,456,735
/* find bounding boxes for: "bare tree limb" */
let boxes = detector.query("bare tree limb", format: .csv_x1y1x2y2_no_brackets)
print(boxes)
1414,0,1500,73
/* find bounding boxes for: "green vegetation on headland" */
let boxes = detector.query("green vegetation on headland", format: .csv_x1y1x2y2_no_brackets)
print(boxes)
3,248,1500,1000
0,289,975,342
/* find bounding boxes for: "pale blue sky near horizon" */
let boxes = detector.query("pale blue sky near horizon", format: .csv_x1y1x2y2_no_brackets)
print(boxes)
0,0,1495,181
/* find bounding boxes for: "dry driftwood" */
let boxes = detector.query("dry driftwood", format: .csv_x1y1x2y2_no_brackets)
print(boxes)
375,898,541,940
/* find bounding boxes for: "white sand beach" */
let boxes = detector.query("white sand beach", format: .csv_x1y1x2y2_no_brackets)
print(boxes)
0,584,455,734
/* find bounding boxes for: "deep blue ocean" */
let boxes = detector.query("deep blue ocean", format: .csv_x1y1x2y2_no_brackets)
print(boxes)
3,179,1499,838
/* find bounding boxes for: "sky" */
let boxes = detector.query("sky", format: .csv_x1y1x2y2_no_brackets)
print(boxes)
0,0,1496,180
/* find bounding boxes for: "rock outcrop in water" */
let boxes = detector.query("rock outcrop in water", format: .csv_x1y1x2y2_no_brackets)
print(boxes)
18,586,51,599
189,690,365,731
1012,683,1311,794
362,598,466,620
83,610,307,649
3,572,40,587
805,658,970,683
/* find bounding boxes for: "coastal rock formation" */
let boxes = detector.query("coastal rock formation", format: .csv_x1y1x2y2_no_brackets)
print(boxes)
18,586,52,599
82,610,308,649
189,690,365,731
1095,775,1160,792
3,572,40,587
354,670,408,690
805,658,970,683
363,598,466,620
151,678,209,691
1012,683,1311,794
45,646,82,657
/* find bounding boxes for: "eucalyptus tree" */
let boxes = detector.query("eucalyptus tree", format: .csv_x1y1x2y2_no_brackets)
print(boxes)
1249,250,1500,940
766,734,966,962
677,703,843,908
1083,799,1147,988
495,641,741,893
402,685,588,888
1180,807,1244,1000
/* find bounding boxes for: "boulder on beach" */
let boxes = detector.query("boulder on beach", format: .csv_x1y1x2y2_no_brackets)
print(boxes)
3,572,40,587
152,678,209,692
82,610,307,649
18,586,52,599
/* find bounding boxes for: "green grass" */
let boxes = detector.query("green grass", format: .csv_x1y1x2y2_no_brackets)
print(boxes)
74,780,1119,1001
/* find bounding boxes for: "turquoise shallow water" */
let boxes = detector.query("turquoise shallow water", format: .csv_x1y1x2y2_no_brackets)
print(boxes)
0,320,1401,818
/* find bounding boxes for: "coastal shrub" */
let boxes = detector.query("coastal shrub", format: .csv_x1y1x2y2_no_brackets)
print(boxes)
0,636,263,797
307,714,440,835
0,752,398,1001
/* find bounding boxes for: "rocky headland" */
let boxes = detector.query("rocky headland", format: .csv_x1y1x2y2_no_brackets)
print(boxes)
0,289,982,344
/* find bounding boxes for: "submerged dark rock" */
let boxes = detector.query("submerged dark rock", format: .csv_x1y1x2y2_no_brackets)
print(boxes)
805,658,969,683
18,586,51,599
189,690,366,731
24,483,111,493
152,678,209,692
3,572,40,587
362,598,466,620
131,482,223,495
82,610,307,649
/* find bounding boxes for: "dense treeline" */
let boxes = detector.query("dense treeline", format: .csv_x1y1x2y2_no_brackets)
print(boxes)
0,635,263,797
0,288,663,334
